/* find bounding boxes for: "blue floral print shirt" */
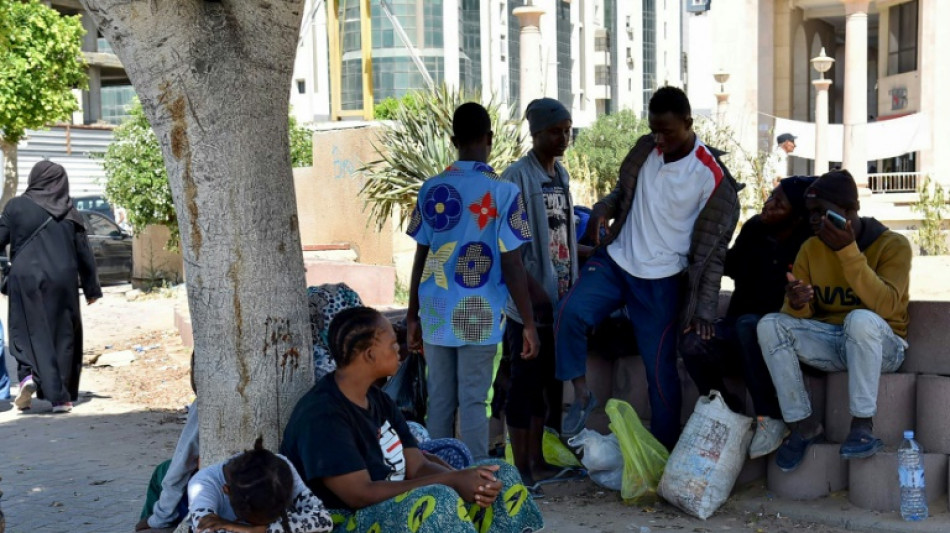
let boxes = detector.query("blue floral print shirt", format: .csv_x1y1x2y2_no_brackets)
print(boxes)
408,160,532,347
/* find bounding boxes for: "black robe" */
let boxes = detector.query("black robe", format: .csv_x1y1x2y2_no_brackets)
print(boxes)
0,196,101,403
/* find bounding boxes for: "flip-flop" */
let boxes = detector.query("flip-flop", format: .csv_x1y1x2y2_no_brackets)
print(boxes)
532,467,588,486
526,484,545,499
840,427,884,459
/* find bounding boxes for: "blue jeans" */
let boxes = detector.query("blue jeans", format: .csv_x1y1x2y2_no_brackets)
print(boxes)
554,250,683,450
0,322,9,400
679,313,782,419
757,310,906,423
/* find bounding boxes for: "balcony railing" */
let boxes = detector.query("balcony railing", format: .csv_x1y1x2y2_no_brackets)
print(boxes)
868,172,921,193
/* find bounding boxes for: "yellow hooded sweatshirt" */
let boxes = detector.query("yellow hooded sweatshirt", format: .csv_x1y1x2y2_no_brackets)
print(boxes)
782,219,911,338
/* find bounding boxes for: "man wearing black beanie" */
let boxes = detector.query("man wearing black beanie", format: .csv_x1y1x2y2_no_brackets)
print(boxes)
679,176,815,460
757,170,912,472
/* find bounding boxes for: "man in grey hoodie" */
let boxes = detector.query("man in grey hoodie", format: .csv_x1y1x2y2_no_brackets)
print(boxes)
501,98,586,488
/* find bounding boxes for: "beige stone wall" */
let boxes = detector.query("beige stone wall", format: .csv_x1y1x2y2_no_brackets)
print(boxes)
293,125,395,266
132,224,184,285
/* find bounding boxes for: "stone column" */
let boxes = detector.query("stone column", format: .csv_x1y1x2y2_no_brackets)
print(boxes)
715,92,729,124
842,0,870,187
513,3,545,118
813,78,832,174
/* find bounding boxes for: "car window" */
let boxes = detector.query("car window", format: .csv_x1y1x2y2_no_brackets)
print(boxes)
85,212,121,237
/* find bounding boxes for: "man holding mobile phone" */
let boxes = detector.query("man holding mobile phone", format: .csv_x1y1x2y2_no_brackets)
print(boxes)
757,170,912,471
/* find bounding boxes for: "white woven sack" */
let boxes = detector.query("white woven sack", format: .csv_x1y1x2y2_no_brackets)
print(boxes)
657,390,753,519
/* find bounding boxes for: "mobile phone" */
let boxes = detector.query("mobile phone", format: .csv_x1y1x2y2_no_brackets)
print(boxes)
826,210,848,230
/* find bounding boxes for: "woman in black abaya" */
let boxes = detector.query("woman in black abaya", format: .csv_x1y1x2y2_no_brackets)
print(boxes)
1,161,101,413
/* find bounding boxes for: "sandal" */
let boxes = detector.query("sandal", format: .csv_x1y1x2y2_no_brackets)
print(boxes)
839,427,883,460
532,467,588,486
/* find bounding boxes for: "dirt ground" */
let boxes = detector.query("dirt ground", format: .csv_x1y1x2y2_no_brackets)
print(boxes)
47,256,950,531
51,284,870,533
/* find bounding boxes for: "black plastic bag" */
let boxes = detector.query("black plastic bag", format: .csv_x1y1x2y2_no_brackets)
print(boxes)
382,351,427,424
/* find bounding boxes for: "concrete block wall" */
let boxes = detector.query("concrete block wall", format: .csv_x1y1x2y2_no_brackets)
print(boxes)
767,443,848,500
588,299,950,509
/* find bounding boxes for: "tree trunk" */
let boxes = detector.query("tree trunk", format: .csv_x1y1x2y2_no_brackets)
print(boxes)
78,0,312,463
1,139,18,210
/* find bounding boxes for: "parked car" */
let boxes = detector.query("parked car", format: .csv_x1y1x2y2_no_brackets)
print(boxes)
73,195,115,221
79,209,133,285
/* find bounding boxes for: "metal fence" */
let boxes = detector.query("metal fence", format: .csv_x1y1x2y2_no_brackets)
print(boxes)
868,172,921,193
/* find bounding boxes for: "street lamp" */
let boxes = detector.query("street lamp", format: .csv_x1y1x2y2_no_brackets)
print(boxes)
811,47,835,173
713,70,729,123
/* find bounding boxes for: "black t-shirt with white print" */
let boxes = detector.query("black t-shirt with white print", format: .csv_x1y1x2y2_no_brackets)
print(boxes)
280,373,419,510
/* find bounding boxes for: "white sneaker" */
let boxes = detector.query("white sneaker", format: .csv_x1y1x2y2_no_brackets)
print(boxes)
51,402,73,414
749,416,789,459
14,377,36,411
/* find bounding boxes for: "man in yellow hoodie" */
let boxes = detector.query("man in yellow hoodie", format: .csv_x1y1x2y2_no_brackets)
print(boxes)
756,170,911,472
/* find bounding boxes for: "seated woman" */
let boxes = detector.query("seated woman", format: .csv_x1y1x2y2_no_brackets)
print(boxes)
186,439,332,533
281,307,543,533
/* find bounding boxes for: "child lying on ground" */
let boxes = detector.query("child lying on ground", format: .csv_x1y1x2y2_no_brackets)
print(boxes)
186,438,332,533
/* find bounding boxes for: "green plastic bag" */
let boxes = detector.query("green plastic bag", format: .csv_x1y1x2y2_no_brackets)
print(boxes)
504,427,582,468
605,398,669,504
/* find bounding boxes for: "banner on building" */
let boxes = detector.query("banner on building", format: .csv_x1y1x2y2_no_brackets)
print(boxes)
772,113,930,162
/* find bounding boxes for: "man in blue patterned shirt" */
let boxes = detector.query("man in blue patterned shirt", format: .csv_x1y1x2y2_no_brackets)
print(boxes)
407,103,538,460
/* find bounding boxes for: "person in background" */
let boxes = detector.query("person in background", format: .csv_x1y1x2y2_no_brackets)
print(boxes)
405,102,538,460
0,323,9,402
758,170,911,471
2,161,101,413
768,133,797,187
678,176,815,459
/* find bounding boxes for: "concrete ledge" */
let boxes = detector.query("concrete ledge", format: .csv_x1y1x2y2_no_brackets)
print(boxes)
303,258,395,307
902,301,950,375
804,372,827,429
917,375,950,454
848,452,948,512
825,372,916,446
735,456,767,487
767,443,848,500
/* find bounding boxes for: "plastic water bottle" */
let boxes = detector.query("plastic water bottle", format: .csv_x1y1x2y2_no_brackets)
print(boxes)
898,430,928,521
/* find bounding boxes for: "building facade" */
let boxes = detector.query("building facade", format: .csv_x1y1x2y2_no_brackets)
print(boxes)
685,0,949,190
295,0,684,128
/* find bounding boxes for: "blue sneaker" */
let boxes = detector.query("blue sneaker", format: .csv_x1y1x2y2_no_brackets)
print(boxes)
562,391,597,437
775,427,823,472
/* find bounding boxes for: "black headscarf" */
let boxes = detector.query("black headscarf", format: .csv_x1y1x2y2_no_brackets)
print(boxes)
23,161,85,226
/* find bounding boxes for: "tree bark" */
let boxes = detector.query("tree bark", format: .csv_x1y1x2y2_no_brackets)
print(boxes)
78,0,312,463
1,139,18,210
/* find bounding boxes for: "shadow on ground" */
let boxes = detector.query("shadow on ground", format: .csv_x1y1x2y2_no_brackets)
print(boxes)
0,406,183,533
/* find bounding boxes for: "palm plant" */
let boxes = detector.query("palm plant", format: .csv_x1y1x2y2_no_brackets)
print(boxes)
359,84,525,230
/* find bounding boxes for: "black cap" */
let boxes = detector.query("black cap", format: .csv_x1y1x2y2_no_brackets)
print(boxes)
777,133,797,144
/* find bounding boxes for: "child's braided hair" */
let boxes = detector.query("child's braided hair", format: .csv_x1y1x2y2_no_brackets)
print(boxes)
223,437,294,529
327,306,384,368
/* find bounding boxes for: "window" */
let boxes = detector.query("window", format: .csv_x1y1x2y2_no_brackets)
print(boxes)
556,0,572,107
459,0,482,93
641,0,656,114
100,85,136,125
85,212,121,237
887,1,918,75
596,66,611,86
508,0,521,111
296,80,306,94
